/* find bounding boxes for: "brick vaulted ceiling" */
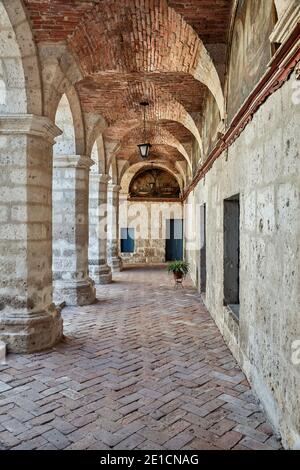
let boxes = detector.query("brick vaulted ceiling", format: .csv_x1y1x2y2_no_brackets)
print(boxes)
24,0,233,174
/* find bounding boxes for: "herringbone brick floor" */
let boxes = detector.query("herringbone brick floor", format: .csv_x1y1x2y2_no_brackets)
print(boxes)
0,268,281,450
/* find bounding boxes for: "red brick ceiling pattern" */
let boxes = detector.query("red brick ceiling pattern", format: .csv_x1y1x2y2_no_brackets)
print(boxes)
24,0,233,173
24,0,232,46
112,125,191,167
78,80,203,148
168,0,232,44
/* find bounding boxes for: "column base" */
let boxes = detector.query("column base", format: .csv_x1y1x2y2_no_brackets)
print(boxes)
53,277,96,306
89,261,112,284
108,256,123,273
0,304,63,353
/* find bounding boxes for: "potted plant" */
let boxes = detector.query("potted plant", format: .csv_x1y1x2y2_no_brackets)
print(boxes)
167,260,189,281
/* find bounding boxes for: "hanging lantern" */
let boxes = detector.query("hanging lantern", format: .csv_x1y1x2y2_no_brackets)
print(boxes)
137,142,151,158
138,101,151,159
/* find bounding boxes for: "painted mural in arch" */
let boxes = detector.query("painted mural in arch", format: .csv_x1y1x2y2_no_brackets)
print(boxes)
129,169,181,199
227,0,276,122
201,91,221,158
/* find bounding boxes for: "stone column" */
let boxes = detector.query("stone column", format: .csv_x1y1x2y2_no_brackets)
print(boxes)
88,173,112,284
107,183,123,272
0,115,63,353
52,154,96,305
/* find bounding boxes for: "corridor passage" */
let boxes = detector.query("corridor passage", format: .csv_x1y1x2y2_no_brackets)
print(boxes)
0,268,281,450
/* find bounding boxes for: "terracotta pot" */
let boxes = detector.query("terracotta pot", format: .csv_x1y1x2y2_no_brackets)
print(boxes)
173,271,183,280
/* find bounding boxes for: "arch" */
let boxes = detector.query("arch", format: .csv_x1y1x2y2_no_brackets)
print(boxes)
129,168,181,199
106,115,202,156
0,0,42,115
108,125,193,173
108,154,119,185
68,0,225,118
120,161,184,194
103,81,204,155
116,144,190,173
53,94,76,156
91,134,106,174
53,88,85,156
85,112,108,157
65,87,85,155
174,160,188,186
40,48,86,149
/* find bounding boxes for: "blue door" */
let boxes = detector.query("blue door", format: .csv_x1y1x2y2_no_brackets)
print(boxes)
121,228,135,253
165,219,183,261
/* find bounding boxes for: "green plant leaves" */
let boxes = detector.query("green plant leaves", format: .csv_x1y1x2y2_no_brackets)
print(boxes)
167,260,189,275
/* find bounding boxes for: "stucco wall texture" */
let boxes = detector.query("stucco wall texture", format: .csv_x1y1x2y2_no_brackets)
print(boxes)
185,72,300,449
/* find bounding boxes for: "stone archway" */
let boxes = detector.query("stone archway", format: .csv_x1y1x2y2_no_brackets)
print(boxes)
52,92,95,306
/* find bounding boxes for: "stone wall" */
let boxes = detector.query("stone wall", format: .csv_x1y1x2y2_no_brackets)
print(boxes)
184,72,300,449
119,197,183,265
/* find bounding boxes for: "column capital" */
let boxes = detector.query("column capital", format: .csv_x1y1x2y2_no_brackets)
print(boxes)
108,183,121,192
0,114,62,143
90,173,111,184
53,154,94,169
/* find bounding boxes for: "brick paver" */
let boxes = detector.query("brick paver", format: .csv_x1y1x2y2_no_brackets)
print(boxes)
0,268,281,450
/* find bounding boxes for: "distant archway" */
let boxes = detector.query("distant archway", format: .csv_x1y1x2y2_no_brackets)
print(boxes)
129,168,181,199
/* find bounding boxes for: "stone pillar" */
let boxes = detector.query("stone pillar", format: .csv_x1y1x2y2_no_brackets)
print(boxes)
88,173,112,284
0,115,63,353
107,183,123,272
52,155,96,305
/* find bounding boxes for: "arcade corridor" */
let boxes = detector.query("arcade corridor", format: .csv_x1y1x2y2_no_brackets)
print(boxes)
0,269,280,450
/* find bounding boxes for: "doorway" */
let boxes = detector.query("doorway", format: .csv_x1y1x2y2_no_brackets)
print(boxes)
199,204,207,294
223,194,240,320
165,219,183,261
